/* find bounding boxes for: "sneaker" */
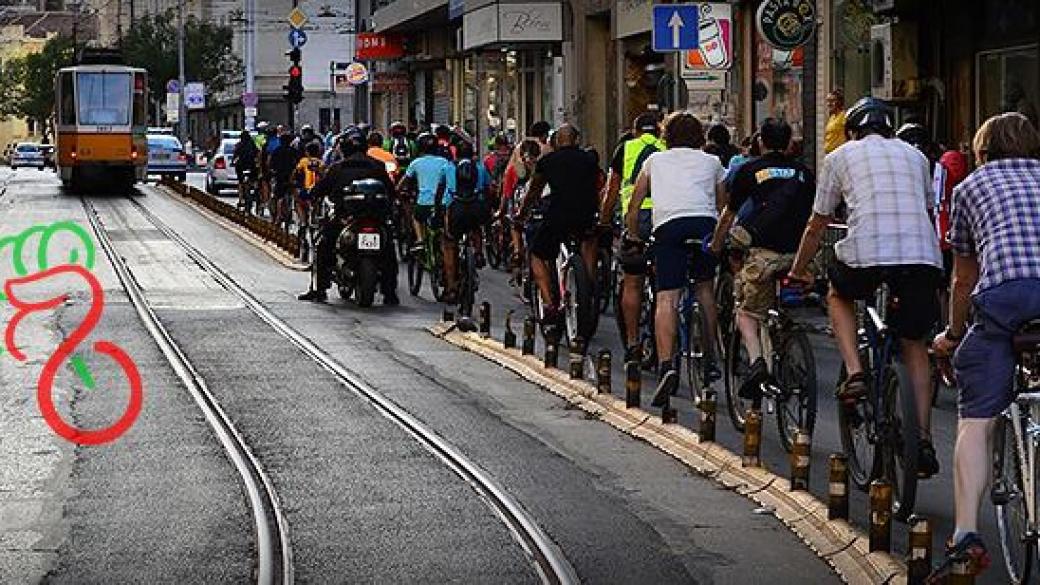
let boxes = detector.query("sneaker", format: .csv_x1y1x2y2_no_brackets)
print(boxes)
836,371,868,404
926,533,990,584
651,366,679,407
918,439,940,479
738,357,769,399
297,289,327,302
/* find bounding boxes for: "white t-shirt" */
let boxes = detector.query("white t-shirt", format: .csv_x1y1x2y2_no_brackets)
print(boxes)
644,148,724,229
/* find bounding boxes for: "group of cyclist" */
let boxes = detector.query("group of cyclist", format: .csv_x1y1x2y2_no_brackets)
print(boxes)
225,100,1040,580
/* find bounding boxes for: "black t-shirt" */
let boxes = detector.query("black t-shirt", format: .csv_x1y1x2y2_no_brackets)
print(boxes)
729,152,815,253
312,155,395,212
535,146,599,224
609,140,626,174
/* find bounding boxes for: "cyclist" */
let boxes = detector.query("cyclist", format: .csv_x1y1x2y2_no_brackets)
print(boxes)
297,124,324,157
625,112,726,406
398,132,456,292
298,130,397,304
434,124,457,160
483,133,512,209
444,141,492,299
292,141,325,240
788,97,943,477
500,139,542,281
519,124,600,334
232,130,259,209
598,112,664,365
929,112,1040,580
384,121,416,170
269,128,300,228
366,131,398,176
710,118,814,398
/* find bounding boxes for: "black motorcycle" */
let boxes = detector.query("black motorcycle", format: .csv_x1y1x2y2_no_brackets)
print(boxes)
332,179,395,307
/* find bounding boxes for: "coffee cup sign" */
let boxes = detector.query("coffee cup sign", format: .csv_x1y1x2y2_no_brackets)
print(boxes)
756,0,815,50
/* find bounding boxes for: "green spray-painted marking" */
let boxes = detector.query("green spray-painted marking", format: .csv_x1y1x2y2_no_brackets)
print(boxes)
70,356,95,389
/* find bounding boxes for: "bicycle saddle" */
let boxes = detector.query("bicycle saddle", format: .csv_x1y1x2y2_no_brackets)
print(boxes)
1013,318,1040,354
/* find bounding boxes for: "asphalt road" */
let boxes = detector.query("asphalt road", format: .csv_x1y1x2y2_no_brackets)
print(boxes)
0,169,842,583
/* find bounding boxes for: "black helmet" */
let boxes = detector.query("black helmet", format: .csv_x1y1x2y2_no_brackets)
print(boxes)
417,132,438,154
434,124,451,138
844,97,894,136
896,122,929,148
339,129,366,156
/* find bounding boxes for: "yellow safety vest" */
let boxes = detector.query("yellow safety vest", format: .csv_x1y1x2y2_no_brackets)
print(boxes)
620,133,665,212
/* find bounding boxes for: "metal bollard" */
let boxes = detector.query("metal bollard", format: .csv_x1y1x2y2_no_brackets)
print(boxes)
869,479,893,553
907,515,932,584
568,338,584,380
698,390,717,442
503,310,517,349
949,559,976,584
625,361,641,408
742,409,762,467
789,430,811,491
827,454,849,520
442,307,455,322
479,301,491,337
522,316,535,355
544,338,558,369
596,350,611,394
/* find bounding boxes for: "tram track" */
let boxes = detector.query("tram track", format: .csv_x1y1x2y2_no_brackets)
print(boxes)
84,194,579,585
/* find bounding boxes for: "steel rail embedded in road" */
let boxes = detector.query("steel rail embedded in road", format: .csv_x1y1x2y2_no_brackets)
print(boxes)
126,194,581,585
82,197,294,585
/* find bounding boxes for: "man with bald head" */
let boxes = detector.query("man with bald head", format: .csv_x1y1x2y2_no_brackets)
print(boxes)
519,123,601,335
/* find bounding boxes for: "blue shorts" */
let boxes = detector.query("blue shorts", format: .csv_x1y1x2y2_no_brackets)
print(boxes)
955,279,1040,418
653,216,718,291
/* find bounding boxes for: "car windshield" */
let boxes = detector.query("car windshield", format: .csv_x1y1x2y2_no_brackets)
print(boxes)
16,144,39,153
148,136,182,151
222,141,237,155
77,72,131,126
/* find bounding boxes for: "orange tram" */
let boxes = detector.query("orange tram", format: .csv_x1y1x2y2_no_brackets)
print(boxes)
54,64,149,193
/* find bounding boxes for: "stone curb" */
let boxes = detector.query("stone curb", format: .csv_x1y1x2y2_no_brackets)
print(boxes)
148,183,308,271
429,322,907,585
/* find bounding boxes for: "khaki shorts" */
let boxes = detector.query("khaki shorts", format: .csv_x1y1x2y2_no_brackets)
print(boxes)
734,248,794,316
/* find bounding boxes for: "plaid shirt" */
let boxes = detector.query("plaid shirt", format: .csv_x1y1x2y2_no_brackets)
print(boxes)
950,158,1040,294
814,135,942,268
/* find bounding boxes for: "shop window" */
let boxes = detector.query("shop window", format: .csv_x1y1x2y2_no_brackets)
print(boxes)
831,0,876,102
977,45,1039,128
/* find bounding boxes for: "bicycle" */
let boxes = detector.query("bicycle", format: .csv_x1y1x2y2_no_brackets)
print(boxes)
595,226,615,314
990,318,1040,584
723,277,818,452
406,219,444,302
674,238,715,404
837,283,920,520
527,216,599,344
456,229,479,317
613,236,656,369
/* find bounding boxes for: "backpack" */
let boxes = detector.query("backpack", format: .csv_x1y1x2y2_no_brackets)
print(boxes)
455,159,478,202
390,136,410,160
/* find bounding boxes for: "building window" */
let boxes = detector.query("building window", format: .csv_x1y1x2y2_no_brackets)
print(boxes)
830,0,876,103
977,44,1039,128
27,118,36,134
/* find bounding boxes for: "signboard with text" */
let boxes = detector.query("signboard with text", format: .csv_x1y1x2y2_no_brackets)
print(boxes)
355,33,405,60
681,3,732,88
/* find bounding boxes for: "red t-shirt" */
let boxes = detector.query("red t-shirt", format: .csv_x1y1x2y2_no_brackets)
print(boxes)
935,150,969,250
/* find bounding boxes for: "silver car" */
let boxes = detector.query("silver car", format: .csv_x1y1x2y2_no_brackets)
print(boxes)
205,139,239,195
10,143,46,170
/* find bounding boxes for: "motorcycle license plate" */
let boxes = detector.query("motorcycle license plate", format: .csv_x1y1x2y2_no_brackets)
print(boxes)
358,233,381,250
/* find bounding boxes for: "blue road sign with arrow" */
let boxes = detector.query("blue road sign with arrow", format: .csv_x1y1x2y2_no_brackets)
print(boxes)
288,28,308,48
652,4,700,52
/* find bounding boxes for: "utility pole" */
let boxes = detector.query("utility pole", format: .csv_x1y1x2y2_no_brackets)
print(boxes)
244,0,255,130
177,0,186,143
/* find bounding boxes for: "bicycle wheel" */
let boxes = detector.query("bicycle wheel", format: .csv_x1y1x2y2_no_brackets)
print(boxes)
837,363,878,491
776,331,817,453
715,268,735,361
878,363,920,521
485,224,502,270
459,245,476,317
723,330,753,432
995,413,1035,584
563,253,598,342
407,250,424,296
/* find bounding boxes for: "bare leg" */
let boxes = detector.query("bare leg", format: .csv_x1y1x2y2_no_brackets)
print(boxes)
622,274,644,348
696,280,719,360
531,256,555,309
828,285,863,376
655,289,681,365
954,417,997,535
737,309,763,362
581,238,598,282
902,339,934,436
442,238,458,294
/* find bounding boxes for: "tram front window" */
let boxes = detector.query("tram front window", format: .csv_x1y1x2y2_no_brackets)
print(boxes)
77,72,131,126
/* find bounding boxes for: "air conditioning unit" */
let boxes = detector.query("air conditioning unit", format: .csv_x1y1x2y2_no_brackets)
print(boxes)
870,22,919,100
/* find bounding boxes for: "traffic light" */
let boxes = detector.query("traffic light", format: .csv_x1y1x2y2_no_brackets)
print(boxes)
285,48,303,104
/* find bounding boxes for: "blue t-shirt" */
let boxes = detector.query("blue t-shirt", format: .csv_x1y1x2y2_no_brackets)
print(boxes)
265,136,281,154
406,155,456,206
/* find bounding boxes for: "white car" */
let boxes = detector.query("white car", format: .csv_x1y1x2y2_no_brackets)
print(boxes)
10,143,45,169
205,139,239,195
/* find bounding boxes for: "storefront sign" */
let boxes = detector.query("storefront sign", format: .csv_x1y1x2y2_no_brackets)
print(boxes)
616,0,652,38
356,33,405,60
682,3,732,80
344,62,369,85
463,2,562,50
372,72,410,93
756,0,815,50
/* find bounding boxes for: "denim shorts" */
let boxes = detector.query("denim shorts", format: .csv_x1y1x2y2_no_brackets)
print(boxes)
653,216,717,291
955,279,1040,418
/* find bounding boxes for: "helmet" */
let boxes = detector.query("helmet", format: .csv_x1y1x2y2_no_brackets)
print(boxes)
256,121,269,131
417,132,438,154
844,97,894,136
896,122,929,148
434,124,451,138
339,129,366,156
389,121,406,135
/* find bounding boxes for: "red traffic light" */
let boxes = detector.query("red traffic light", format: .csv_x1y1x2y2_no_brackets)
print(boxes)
289,65,302,78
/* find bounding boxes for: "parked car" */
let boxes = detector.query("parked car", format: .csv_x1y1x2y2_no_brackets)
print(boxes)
205,138,239,195
10,143,45,169
40,144,55,169
146,134,188,182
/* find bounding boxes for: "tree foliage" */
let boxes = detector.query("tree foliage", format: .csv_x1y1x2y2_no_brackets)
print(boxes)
0,34,80,137
121,11,243,104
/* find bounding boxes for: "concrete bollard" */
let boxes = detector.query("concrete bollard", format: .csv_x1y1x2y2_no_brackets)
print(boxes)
698,390,717,442
742,409,762,467
949,560,976,584
544,338,558,369
568,338,585,380
596,350,611,394
907,515,932,584
625,361,640,408
503,310,517,349
789,430,811,491
522,316,535,355
827,453,849,520
869,479,893,553
479,301,491,337
442,307,455,322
